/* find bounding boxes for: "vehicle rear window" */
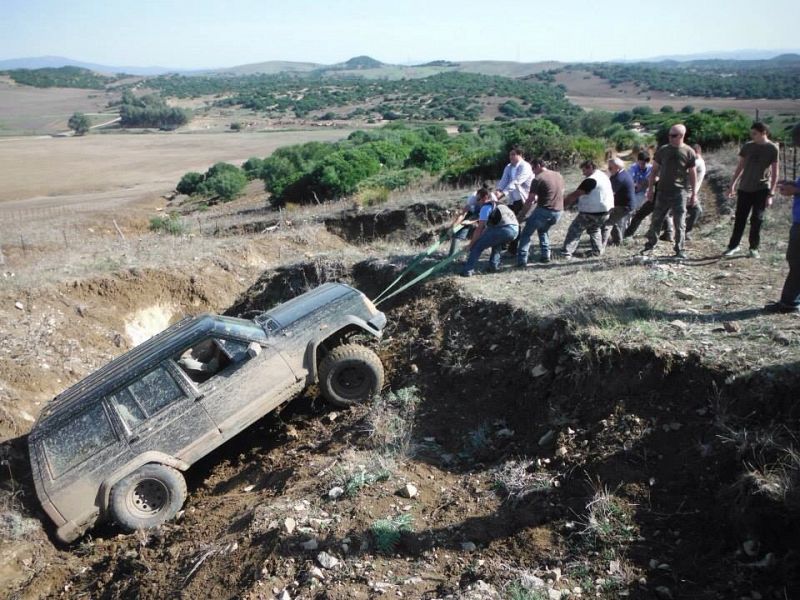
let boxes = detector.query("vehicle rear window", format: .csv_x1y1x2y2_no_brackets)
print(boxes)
42,403,117,478
128,367,185,415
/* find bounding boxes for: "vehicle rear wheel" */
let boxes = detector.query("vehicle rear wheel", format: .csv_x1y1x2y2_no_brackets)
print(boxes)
319,343,384,407
109,464,187,532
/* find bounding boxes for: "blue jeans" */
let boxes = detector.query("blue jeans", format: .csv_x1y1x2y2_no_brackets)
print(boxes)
463,224,519,273
517,207,562,264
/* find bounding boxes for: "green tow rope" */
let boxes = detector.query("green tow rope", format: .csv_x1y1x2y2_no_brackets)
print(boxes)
372,223,466,306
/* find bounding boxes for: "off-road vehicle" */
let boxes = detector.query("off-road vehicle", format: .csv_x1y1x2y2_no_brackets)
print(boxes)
28,282,386,543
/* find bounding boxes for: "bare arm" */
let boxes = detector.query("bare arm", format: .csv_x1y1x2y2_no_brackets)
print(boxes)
687,167,697,206
646,162,661,201
729,156,745,197
563,189,586,209
468,221,486,247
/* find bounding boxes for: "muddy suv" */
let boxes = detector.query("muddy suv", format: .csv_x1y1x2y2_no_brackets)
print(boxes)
28,283,386,543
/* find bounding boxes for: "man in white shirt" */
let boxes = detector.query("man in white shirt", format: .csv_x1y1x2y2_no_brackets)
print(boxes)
495,146,534,214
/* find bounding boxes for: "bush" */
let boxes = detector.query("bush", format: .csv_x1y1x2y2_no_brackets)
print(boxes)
579,111,614,137
149,214,186,235
241,157,265,180
660,105,675,113
229,121,242,131
405,142,448,173
312,148,382,199
68,112,91,136
197,168,248,201
177,171,204,195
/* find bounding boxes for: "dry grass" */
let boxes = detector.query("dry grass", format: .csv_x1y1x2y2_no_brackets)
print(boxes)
362,386,421,459
493,458,555,504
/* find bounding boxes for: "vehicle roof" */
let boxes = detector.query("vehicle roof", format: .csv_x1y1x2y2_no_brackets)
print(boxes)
31,314,265,435
261,282,360,329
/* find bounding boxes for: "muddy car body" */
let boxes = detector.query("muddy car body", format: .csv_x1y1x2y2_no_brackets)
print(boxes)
28,283,386,543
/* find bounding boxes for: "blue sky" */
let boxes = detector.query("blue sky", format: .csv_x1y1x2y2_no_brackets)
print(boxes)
1,0,797,68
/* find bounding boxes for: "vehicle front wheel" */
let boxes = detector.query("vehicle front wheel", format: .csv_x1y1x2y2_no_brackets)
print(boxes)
109,464,187,532
319,343,384,407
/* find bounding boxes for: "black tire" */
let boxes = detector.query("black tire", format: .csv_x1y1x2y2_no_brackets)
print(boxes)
109,464,187,532
318,343,384,407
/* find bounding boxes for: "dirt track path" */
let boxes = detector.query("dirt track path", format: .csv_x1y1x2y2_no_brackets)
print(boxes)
0,129,351,217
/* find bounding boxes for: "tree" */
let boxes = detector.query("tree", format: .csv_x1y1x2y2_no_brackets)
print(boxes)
68,112,91,136
177,171,204,195
405,143,448,173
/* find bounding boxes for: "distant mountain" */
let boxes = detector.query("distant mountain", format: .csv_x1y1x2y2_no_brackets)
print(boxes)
339,55,383,69
209,60,322,75
0,55,177,76
636,49,800,62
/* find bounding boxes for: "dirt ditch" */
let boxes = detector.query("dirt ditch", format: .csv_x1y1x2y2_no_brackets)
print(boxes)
2,257,799,599
323,202,453,244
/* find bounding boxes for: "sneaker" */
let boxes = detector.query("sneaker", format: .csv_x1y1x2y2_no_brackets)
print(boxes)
461,270,475,278
722,246,740,257
659,233,674,242
675,251,687,259
638,246,654,257
749,249,760,259
764,301,800,314
515,262,528,269
539,255,551,264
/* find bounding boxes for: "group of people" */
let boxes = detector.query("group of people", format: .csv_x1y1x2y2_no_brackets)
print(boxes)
452,121,800,314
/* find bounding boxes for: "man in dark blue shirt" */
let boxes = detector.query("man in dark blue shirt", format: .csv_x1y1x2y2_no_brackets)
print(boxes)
765,123,800,313
603,158,636,247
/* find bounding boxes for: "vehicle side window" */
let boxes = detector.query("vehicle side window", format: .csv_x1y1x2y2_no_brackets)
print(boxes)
175,338,251,384
108,387,146,431
42,403,117,478
129,367,186,415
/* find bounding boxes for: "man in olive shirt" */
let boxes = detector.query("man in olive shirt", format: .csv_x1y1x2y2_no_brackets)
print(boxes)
516,158,565,265
640,124,697,259
722,122,779,259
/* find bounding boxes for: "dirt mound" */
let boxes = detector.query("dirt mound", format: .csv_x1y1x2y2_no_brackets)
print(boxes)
324,202,453,244
5,265,799,599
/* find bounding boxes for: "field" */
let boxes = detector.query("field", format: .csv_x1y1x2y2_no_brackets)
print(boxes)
0,129,351,215
555,69,800,118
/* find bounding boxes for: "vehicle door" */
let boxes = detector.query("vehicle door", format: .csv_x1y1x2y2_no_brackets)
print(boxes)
106,362,221,464
177,336,297,438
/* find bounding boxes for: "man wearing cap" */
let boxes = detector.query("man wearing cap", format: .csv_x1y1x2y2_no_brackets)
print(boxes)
765,123,800,313
639,124,697,259
603,157,636,247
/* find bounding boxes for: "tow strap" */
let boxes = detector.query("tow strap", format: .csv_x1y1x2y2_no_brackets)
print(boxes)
373,223,466,306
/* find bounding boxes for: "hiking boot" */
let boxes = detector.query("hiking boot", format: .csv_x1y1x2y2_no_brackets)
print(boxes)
764,301,800,314
722,246,740,257
638,246,654,257
461,269,475,278
539,255,551,264
674,250,687,260
659,232,674,242
749,249,760,259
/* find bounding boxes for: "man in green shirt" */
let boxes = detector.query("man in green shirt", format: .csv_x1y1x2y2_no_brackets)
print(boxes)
722,122,779,259
639,124,697,259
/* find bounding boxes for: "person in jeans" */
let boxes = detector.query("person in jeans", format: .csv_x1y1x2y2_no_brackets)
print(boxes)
516,158,565,265
625,152,673,240
723,122,779,259
765,122,800,313
603,158,636,247
639,124,697,259
462,188,519,276
685,143,706,239
449,183,497,256
560,160,614,260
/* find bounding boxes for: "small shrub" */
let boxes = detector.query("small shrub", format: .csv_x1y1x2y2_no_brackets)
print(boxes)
356,187,390,206
505,581,548,600
363,386,421,458
493,459,554,503
229,121,242,131
580,481,637,547
370,513,413,553
149,214,186,235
